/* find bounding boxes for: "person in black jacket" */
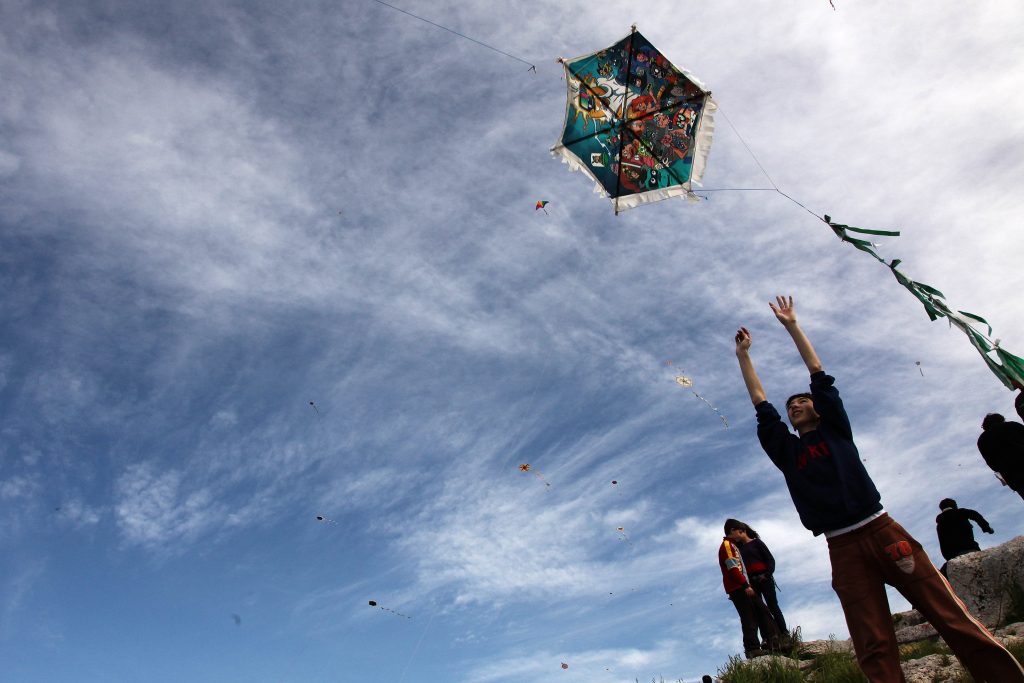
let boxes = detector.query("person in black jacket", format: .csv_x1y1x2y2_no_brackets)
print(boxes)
935,498,993,566
729,520,789,637
977,413,1024,501
1014,382,1024,422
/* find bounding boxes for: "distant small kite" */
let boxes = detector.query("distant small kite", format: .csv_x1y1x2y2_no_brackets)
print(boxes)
231,613,241,626
368,599,411,619
561,662,569,670
616,526,634,547
535,200,550,215
519,463,551,488
611,480,617,485
309,401,320,415
315,514,337,525
675,374,728,428
915,361,924,376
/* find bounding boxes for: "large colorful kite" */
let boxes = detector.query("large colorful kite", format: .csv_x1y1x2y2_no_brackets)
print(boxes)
552,26,717,213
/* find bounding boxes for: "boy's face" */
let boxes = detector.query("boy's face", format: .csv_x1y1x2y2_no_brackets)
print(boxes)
787,396,821,430
726,528,745,542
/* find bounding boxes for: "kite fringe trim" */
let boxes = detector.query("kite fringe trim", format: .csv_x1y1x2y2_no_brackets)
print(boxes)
690,96,717,192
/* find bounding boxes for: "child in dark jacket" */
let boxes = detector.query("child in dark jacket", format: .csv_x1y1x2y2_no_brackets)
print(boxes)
734,295,1024,683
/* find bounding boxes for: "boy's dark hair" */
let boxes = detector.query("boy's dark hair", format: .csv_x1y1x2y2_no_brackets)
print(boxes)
939,498,957,511
723,519,759,539
786,392,813,409
982,413,1005,431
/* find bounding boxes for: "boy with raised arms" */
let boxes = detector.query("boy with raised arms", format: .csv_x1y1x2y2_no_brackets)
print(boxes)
734,295,1023,682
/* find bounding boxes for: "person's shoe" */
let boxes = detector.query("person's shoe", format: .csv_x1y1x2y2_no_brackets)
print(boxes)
744,648,767,659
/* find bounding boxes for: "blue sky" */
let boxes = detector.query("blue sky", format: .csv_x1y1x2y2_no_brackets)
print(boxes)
2,1,1023,681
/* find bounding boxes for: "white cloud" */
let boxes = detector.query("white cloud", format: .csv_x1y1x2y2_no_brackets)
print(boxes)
56,497,102,529
114,461,223,550
0,149,19,178
0,560,46,639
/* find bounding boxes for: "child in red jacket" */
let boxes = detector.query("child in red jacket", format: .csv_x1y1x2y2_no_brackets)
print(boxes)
719,518,779,658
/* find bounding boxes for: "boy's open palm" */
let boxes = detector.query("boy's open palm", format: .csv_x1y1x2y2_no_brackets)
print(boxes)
769,295,798,326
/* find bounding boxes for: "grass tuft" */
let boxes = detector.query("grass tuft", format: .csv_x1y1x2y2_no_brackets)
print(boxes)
805,640,867,683
716,654,803,683
899,639,952,661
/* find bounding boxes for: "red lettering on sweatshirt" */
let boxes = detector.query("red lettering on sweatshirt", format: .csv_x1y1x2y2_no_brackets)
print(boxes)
797,441,831,470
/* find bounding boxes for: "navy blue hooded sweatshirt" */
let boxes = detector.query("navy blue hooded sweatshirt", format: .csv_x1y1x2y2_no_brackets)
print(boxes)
755,371,882,535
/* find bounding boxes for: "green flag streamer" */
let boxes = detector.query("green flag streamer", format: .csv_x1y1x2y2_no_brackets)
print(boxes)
824,215,1024,389
825,215,899,263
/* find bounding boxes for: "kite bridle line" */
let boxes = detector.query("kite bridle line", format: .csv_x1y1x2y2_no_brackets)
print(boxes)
554,67,831,216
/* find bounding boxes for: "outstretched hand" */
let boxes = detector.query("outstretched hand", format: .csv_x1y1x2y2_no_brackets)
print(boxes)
769,295,798,327
735,327,752,354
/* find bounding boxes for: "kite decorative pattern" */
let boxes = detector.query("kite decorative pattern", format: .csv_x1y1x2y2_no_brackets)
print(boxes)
825,215,1024,389
552,26,717,213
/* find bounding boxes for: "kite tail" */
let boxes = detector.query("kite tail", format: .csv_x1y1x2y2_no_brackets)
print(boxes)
825,215,1024,390
691,390,729,429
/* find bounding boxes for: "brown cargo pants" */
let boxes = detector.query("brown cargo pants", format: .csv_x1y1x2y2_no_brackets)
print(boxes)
827,513,1024,682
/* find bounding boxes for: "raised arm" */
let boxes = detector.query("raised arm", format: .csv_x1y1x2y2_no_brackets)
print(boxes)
769,296,823,374
966,509,994,534
735,327,767,406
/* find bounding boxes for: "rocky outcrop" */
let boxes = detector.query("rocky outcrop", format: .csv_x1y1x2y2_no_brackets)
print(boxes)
899,622,1024,681
900,653,965,683
889,536,1024,646
945,535,1024,627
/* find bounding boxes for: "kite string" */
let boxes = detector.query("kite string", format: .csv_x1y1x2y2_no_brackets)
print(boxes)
371,0,535,70
397,611,437,683
716,106,779,191
712,105,828,223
